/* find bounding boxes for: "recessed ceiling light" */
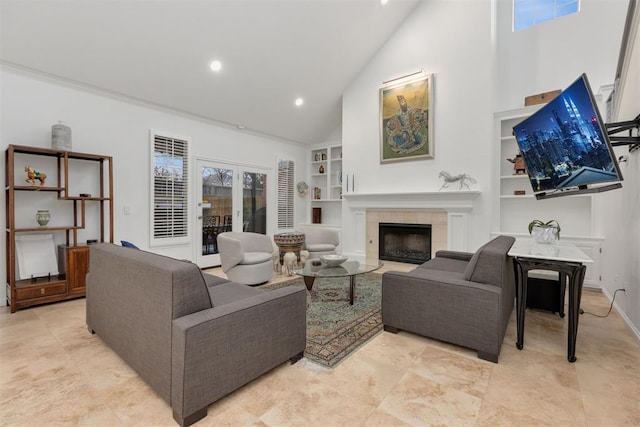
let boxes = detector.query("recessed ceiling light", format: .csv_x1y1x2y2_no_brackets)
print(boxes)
381,0,389,5
295,98,304,107
209,60,222,72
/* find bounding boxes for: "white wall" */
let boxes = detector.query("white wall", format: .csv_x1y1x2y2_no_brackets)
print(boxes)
599,152,640,335
1,69,309,306
496,0,628,111
600,0,640,335
342,0,495,251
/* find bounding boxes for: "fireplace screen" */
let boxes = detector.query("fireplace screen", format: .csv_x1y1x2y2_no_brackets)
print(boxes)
379,223,431,264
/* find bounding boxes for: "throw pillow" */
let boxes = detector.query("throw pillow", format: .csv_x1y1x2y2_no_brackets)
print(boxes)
120,240,140,249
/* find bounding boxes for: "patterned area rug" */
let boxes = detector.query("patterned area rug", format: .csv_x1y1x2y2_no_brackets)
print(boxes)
261,273,383,368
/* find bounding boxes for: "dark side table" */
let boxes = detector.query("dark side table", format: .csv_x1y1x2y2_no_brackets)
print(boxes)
508,239,593,363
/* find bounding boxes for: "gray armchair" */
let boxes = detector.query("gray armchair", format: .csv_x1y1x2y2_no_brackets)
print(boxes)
299,225,339,258
217,231,274,285
381,235,516,363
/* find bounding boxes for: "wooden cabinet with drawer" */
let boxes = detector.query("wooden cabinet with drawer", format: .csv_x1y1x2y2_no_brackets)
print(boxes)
66,246,89,295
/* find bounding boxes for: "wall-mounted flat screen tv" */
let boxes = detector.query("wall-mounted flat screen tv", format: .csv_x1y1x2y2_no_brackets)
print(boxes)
513,73,623,200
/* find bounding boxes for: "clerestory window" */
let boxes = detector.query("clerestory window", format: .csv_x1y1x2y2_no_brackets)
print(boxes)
514,0,580,31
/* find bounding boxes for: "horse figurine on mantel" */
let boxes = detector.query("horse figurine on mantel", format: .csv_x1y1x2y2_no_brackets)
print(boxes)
438,171,476,191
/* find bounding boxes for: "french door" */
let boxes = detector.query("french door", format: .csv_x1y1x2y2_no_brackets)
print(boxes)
195,159,269,268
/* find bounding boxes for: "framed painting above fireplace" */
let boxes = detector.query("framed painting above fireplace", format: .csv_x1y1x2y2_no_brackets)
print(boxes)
379,73,434,163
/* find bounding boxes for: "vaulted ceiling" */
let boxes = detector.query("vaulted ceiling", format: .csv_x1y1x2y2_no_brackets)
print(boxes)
1,0,421,145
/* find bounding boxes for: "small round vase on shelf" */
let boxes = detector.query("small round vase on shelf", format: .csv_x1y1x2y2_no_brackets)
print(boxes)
36,210,51,227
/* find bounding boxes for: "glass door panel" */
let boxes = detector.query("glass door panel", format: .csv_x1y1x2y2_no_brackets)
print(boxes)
196,161,271,268
197,162,234,267
242,171,267,234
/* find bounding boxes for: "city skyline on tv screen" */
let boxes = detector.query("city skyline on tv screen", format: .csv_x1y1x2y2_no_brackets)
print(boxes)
513,75,621,193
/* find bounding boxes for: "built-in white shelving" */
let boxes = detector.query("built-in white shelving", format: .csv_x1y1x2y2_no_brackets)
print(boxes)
493,106,602,287
309,144,342,225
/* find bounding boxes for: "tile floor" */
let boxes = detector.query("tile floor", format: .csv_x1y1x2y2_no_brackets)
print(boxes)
1,261,639,426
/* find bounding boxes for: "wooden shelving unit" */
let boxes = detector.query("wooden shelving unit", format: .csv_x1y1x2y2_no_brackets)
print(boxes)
5,144,113,312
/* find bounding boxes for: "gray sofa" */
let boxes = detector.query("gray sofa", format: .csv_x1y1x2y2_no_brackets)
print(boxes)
381,235,516,363
86,243,306,426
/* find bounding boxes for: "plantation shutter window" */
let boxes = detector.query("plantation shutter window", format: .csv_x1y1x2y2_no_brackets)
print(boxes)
277,159,295,229
151,132,190,246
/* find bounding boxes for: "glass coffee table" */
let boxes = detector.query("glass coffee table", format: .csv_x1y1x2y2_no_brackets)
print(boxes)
291,258,383,305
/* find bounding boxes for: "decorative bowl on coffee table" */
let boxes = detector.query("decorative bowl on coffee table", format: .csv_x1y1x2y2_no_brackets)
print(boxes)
320,254,348,267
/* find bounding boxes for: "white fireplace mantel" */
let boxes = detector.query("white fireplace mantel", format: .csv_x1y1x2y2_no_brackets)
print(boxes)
342,191,480,210
341,191,481,256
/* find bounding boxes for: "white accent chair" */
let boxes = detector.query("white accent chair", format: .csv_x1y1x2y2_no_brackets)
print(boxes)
217,232,274,285
299,226,340,259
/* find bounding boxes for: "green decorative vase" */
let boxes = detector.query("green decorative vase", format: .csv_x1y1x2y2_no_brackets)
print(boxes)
36,210,50,227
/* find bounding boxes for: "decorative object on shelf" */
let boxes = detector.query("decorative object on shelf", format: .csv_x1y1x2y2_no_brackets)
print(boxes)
380,73,434,163
318,165,325,174
507,153,527,174
338,168,342,185
296,181,308,197
24,166,47,186
313,186,321,200
314,152,322,161
320,254,348,267
514,190,526,195
524,89,561,106
51,121,72,151
35,209,51,227
528,219,561,244
438,171,476,190
79,193,91,198
321,153,327,160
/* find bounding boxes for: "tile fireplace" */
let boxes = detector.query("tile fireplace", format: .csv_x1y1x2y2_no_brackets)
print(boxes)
379,222,432,264
341,191,480,258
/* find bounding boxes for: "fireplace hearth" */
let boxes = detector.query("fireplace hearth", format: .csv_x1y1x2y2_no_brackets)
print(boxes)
379,222,431,264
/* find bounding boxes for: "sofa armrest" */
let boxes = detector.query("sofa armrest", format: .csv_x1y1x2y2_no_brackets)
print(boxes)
171,285,306,423
434,250,473,261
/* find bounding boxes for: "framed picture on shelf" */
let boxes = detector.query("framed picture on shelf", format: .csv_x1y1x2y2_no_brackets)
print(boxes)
379,73,434,163
15,234,59,280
